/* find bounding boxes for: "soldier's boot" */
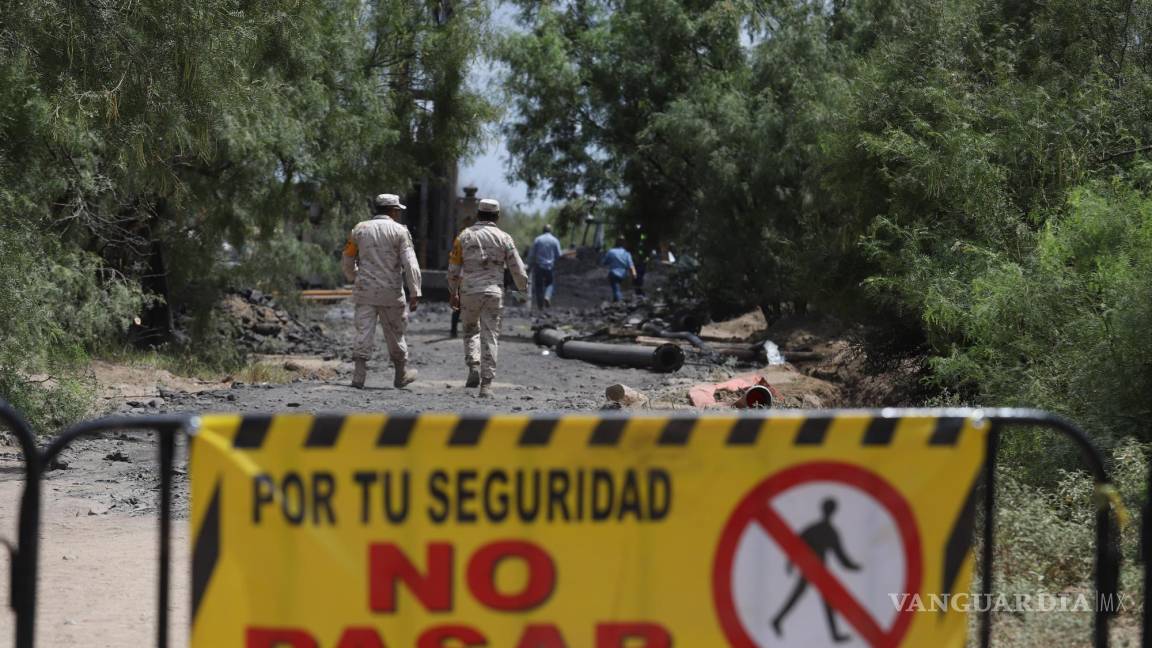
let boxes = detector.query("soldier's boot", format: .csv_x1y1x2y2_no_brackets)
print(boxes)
393,362,418,389
478,380,493,398
351,359,367,389
465,367,480,388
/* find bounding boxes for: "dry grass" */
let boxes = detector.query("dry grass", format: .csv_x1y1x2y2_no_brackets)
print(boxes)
234,362,295,385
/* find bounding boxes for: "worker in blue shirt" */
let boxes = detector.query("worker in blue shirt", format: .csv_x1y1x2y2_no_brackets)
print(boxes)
526,224,563,309
601,237,636,302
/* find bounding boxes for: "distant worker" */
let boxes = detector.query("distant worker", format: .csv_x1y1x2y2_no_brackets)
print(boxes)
341,193,421,390
448,199,529,397
526,224,563,309
601,236,636,303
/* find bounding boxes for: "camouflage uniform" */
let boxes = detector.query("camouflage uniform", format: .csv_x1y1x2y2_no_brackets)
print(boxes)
448,221,528,385
342,215,421,365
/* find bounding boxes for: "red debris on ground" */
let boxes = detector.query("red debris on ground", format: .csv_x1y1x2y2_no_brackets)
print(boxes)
688,373,782,409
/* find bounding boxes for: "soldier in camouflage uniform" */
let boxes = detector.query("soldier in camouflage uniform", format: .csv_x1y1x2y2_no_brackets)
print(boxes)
447,198,528,397
342,193,422,389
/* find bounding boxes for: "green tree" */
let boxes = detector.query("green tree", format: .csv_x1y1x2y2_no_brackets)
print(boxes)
499,0,748,244
500,0,1152,448
0,0,492,429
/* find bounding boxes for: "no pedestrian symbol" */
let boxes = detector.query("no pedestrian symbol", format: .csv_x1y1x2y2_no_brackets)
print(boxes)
713,462,923,648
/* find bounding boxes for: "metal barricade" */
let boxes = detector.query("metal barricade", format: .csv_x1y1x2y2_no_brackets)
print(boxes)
0,403,1133,647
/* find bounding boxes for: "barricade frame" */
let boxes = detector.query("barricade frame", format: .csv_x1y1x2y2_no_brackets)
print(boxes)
0,404,1131,648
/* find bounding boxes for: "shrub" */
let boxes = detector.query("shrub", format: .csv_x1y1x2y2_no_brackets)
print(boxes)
0,228,145,432
927,183,1152,472
984,439,1146,646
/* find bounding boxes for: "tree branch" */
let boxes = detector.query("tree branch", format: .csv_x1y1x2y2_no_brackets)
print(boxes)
1098,143,1152,163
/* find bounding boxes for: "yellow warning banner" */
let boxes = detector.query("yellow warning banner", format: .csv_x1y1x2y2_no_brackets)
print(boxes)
190,412,988,648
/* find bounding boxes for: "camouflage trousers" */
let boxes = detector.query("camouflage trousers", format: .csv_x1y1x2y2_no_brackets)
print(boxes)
460,293,503,382
353,303,409,364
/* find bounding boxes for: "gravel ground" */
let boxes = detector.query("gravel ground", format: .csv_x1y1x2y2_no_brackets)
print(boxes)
153,301,717,415
0,296,731,647
8,298,725,520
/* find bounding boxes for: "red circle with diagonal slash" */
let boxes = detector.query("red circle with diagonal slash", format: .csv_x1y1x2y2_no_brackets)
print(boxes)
713,462,922,648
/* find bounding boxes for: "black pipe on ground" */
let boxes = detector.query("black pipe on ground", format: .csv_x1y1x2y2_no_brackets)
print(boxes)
533,327,570,348
653,329,711,351
535,327,685,373
640,320,711,351
558,340,685,372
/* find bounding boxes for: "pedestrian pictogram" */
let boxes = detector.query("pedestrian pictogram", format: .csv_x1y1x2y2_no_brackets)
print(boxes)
771,497,862,641
713,462,923,647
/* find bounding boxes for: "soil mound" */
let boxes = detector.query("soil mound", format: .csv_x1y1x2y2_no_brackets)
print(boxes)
217,290,334,356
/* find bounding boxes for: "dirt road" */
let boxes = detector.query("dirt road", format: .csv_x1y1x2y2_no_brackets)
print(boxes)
163,301,717,414
0,275,1125,648
0,299,746,646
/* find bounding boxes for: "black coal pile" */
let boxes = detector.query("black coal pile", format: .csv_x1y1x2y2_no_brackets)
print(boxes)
217,289,334,355
542,298,707,340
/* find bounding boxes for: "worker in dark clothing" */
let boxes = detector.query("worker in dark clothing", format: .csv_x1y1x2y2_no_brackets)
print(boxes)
772,498,861,643
601,237,636,302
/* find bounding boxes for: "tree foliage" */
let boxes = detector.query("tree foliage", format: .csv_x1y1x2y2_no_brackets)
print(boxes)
1,0,490,429
499,0,748,241
501,0,1152,444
